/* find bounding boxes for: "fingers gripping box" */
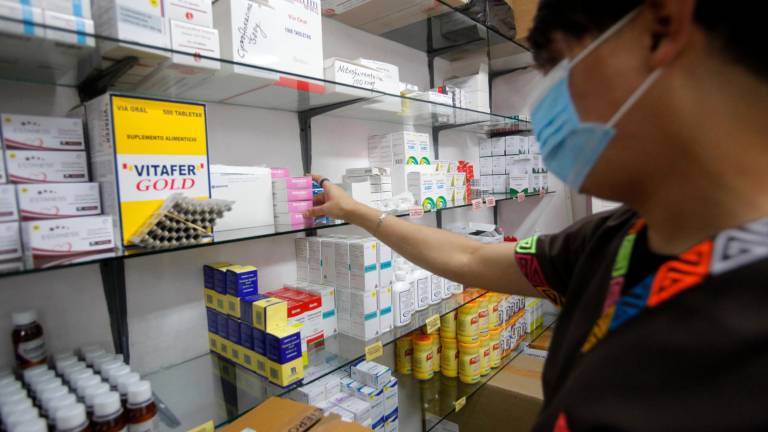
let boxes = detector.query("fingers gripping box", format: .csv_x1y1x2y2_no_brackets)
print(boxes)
83,94,211,248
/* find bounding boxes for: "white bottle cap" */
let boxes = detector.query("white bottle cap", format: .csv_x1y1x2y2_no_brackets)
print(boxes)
107,365,131,387
32,377,62,396
0,379,22,395
46,394,76,418
394,271,408,281
93,392,121,417
38,385,68,411
26,371,55,389
4,407,39,430
90,354,114,373
11,310,37,327
116,373,140,396
54,403,86,431
21,366,48,384
99,360,124,379
0,389,27,407
53,351,75,362
1,398,33,420
74,375,101,398
80,346,106,366
11,418,47,432
84,383,109,408
54,356,78,375
60,362,85,382
126,381,152,405
66,369,93,388
0,371,15,386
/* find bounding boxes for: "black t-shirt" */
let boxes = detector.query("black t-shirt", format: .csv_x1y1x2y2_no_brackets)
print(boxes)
514,207,768,431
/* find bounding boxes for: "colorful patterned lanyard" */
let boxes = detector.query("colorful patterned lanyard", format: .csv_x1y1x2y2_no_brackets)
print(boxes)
580,216,768,353
514,216,768,354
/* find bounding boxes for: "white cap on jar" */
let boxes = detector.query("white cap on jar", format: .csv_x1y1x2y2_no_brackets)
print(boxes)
11,310,37,327
54,403,87,431
74,375,101,398
98,360,124,379
11,418,47,432
107,365,131,387
116,373,140,396
54,356,78,375
84,383,110,409
80,346,106,366
46,394,77,419
4,407,39,430
126,381,152,406
21,366,48,385
93,392,122,418
1,398,33,420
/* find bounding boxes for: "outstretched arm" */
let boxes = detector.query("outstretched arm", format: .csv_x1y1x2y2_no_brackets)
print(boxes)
305,175,541,297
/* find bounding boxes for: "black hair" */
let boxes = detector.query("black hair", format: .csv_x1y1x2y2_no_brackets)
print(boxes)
529,0,767,80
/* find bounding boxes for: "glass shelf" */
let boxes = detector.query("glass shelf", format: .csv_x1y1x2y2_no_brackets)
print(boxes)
145,288,491,432
0,15,528,133
0,190,554,280
413,313,557,432
323,0,529,63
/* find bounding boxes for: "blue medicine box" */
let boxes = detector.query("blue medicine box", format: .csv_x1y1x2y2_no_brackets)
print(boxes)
226,266,259,297
266,327,302,363
253,327,266,355
217,312,228,339
227,317,241,344
240,321,253,350
206,308,218,334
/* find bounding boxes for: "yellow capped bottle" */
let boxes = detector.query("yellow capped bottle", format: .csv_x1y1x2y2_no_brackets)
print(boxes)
440,310,457,339
431,335,440,373
413,335,434,380
440,338,458,378
457,302,479,344
396,336,413,375
458,342,480,384
479,335,491,376
477,297,489,336
489,328,502,368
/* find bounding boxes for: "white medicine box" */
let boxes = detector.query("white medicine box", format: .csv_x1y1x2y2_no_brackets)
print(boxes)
478,157,493,176
349,238,378,291
42,0,91,19
163,0,213,28
479,138,492,157
210,165,273,231
491,137,506,156
492,156,506,175
92,0,171,62
136,20,221,95
1,114,85,151
213,0,325,93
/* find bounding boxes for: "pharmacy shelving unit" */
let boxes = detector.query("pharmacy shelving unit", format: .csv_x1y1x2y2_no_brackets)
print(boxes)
0,2,554,431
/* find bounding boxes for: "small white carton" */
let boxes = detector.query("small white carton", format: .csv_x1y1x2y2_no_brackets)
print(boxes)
349,238,378,291
307,236,322,284
1,114,85,151
491,137,506,156
210,165,273,231
16,183,100,220
352,361,392,389
43,10,95,47
0,185,17,222
320,236,337,286
0,2,44,40
92,0,171,62
42,0,91,18
377,285,393,333
0,221,21,261
492,175,508,194
163,0,212,28
5,150,88,183
492,156,506,175
479,157,492,176
295,237,308,282
347,289,379,340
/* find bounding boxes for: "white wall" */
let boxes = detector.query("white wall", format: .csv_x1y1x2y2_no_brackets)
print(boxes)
0,18,574,377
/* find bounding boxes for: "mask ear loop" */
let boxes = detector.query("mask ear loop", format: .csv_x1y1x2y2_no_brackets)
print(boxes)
607,68,663,127
572,8,642,66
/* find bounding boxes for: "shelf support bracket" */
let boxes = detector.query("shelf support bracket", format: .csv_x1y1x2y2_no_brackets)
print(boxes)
100,259,130,363
77,56,139,102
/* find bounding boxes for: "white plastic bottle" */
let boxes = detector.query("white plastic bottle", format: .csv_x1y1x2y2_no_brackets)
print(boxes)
392,271,414,327
430,273,445,303
413,267,430,310
54,403,89,432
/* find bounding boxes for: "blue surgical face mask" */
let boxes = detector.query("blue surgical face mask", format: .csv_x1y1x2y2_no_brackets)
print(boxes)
529,9,663,190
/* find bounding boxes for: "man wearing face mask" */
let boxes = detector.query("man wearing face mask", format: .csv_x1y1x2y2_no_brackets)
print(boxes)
306,0,768,429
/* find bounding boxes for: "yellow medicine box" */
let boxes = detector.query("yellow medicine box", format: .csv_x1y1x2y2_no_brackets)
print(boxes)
267,358,304,388
226,295,240,317
208,332,222,354
218,339,233,359
211,291,226,314
252,298,287,332
204,289,217,309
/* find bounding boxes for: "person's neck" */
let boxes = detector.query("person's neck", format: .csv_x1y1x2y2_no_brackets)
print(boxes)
633,134,768,256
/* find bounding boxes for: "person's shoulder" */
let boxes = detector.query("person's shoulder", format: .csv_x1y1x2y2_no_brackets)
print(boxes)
561,205,638,239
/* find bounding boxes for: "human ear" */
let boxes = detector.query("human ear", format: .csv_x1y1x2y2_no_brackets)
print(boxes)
646,0,696,67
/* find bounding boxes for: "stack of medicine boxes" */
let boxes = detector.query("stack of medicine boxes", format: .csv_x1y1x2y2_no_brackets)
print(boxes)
0,113,116,269
478,135,547,196
342,167,392,210
204,262,305,388
368,131,430,197
272,168,314,227
136,0,220,95
290,361,399,432
407,160,468,211
296,235,393,341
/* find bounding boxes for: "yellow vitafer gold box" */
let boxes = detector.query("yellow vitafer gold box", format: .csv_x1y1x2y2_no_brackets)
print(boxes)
82,93,210,248
267,358,304,388
252,298,288,332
